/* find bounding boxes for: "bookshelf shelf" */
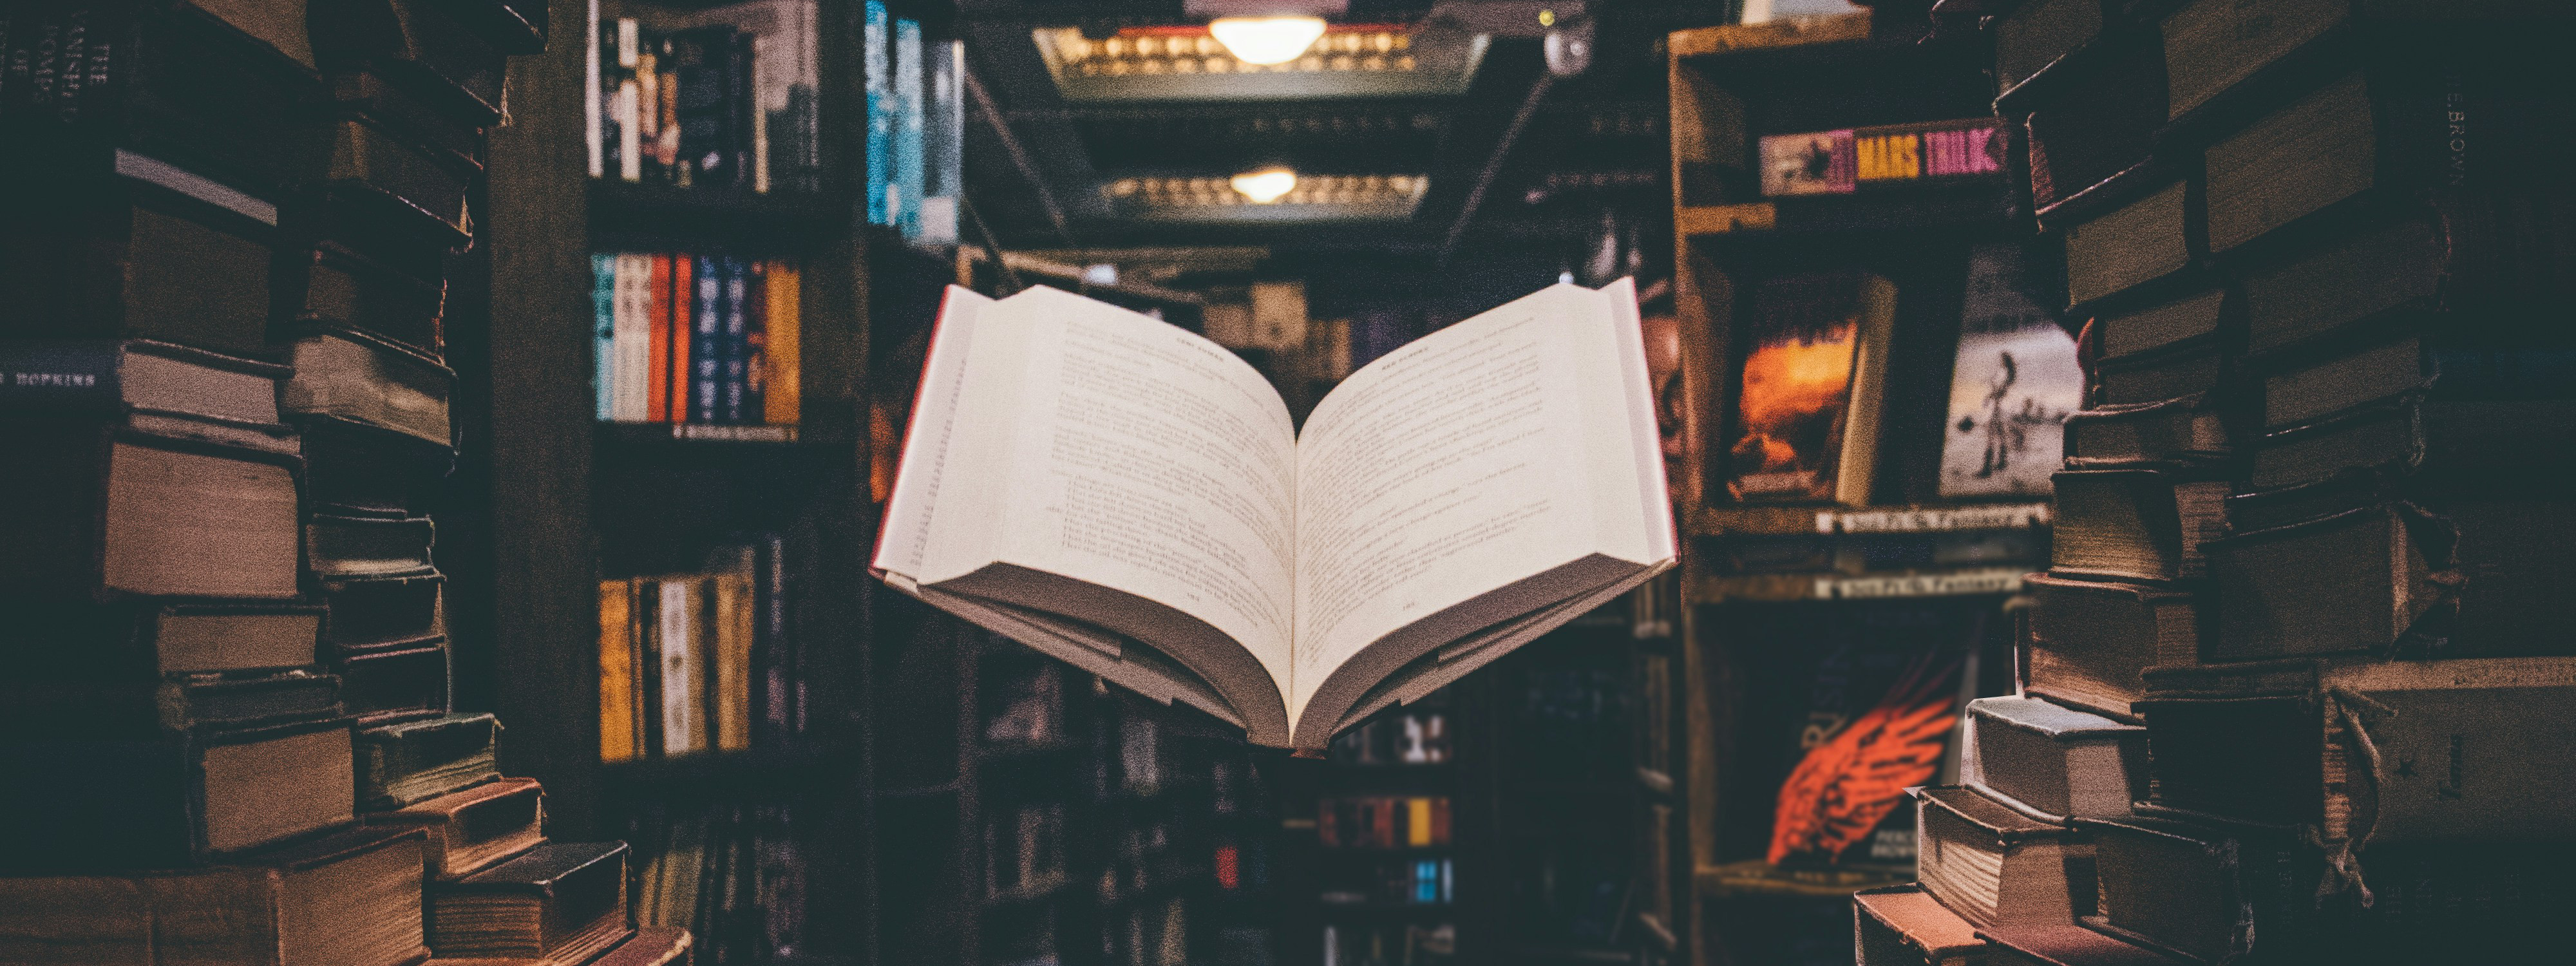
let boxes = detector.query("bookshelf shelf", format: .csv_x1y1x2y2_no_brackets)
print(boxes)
587,180,856,251
595,421,806,447
600,746,850,794
1691,860,1908,900
1692,565,2030,604
1676,182,2016,241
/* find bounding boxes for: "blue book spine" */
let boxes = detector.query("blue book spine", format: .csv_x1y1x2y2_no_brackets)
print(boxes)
864,1,891,225
894,19,924,238
743,261,767,422
692,255,723,423
1415,860,1438,903
592,252,617,420
721,256,748,423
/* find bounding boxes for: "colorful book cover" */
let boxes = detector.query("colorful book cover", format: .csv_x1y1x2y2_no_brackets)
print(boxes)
1941,244,2081,498
693,255,723,423
1754,603,1977,870
1727,275,1873,501
864,1,891,225
894,18,925,239
592,253,616,420
1759,129,1855,196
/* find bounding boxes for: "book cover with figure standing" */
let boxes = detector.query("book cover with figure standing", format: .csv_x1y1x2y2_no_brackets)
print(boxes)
1941,245,2080,498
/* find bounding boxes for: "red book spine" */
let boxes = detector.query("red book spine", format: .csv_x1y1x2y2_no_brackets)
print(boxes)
646,254,670,422
1318,798,1339,848
667,254,694,422
1371,796,1395,849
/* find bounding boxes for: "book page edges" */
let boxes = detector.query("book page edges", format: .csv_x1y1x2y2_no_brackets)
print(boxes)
872,285,992,581
1603,278,1679,562
898,582,1251,734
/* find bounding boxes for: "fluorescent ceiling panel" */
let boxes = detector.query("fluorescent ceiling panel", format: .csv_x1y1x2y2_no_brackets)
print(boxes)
1101,174,1429,223
1033,26,1488,102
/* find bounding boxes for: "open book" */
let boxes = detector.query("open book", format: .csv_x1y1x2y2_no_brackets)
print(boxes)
873,280,1676,749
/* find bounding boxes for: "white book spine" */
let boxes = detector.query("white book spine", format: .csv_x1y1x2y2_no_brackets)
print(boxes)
659,580,701,755
585,0,602,178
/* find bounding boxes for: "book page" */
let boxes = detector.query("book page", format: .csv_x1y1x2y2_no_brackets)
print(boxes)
962,288,1301,695
1290,284,1663,725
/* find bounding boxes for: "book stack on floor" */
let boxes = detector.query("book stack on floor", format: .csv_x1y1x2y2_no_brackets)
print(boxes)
0,4,687,965
1861,2,2576,962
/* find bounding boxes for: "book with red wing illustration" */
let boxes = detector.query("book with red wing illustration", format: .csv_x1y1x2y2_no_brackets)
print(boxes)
1730,601,1985,873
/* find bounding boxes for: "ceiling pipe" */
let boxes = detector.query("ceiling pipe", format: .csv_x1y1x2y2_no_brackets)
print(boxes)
965,67,1075,245
1439,70,1555,267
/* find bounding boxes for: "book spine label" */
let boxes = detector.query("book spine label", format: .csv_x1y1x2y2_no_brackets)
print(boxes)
692,256,722,423
0,341,123,412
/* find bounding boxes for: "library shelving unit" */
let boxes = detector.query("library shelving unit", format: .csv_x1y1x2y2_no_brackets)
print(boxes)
1660,7,2052,965
451,0,931,961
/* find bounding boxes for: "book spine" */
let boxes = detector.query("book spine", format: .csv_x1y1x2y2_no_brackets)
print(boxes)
661,579,702,755
893,18,923,238
729,32,753,189
592,253,616,420
647,253,670,423
762,263,799,426
723,256,748,423
667,254,693,423
692,255,722,423
600,578,637,762
586,0,602,177
617,19,641,182
864,1,890,225
743,261,768,422
750,33,771,194
635,41,660,184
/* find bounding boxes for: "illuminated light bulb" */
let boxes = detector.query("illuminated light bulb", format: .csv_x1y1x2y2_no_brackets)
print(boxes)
1230,169,1298,204
1208,16,1328,66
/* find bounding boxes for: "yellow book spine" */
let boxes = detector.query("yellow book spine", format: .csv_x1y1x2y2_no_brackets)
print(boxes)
713,573,754,752
1407,797,1432,848
763,264,801,426
598,580,638,763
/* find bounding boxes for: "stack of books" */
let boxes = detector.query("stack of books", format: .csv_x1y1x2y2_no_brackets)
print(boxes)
0,4,687,965
1860,1,2576,961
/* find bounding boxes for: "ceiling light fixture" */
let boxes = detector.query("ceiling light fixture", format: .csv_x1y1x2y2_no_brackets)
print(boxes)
1208,16,1329,65
1231,168,1299,203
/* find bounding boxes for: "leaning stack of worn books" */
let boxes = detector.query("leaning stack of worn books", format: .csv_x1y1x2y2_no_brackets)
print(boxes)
0,3,680,964
1862,1,2576,963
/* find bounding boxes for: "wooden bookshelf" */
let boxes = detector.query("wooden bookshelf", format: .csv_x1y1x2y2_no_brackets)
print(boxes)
454,0,882,961
1663,10,2044,965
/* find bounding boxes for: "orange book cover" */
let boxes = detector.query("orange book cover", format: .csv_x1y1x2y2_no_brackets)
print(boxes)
645,255,670,422
667,255,693,423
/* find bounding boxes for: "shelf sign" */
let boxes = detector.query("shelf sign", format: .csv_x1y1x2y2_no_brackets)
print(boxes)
1759,119,2002,197
1814,567,2025,600
1816,503,2052,534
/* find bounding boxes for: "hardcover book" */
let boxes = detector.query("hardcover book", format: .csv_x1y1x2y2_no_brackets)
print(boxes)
1852,884,1984,966
431,840,634,965
280,325,457,449
0,417,302,600
1911,785,2086,929
1958,696,2145,823
0,717,355,867
356,711,499,810
2062,394,2231,468
876,281,1675,749
0,669,343,739
2135,656,2576,847
2050,466,2230,582
332,637,452,723
0,825,431,966
2202,502,2449,658
364,776,544,880
0,601,324,677
1,152,285,356
0,338,299,455
1940,247,2081,499
2075,813,2312,965
1724,272,1896,505
2021,572,2201,721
